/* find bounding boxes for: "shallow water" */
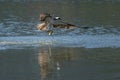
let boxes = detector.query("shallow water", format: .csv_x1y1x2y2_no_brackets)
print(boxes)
0,1,120,80
0,47,120,80
0,34,120,49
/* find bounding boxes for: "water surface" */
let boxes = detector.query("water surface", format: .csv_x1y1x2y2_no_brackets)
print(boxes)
0,47,120,80
0,1,120,80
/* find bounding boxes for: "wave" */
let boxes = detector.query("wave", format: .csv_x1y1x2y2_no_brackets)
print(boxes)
0,34,120,50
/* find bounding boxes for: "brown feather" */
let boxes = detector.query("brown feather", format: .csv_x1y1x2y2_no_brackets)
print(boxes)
40,13,52,22
37,23,48,31
53,24,77,29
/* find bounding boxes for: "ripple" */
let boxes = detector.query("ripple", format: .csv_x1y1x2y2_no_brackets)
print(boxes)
1,21,120,36
0,34,120,50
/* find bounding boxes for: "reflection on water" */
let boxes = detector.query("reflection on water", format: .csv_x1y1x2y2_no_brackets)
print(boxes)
38,45,80,80
0,1,120,80
37,45,120,80
0,45,120,80
38,46,53,80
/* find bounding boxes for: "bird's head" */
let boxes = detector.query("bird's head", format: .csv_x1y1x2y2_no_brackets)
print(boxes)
40,13,52,22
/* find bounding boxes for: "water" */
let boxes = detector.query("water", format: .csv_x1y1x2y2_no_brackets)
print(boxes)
0,1,120,80
0,47,120,80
